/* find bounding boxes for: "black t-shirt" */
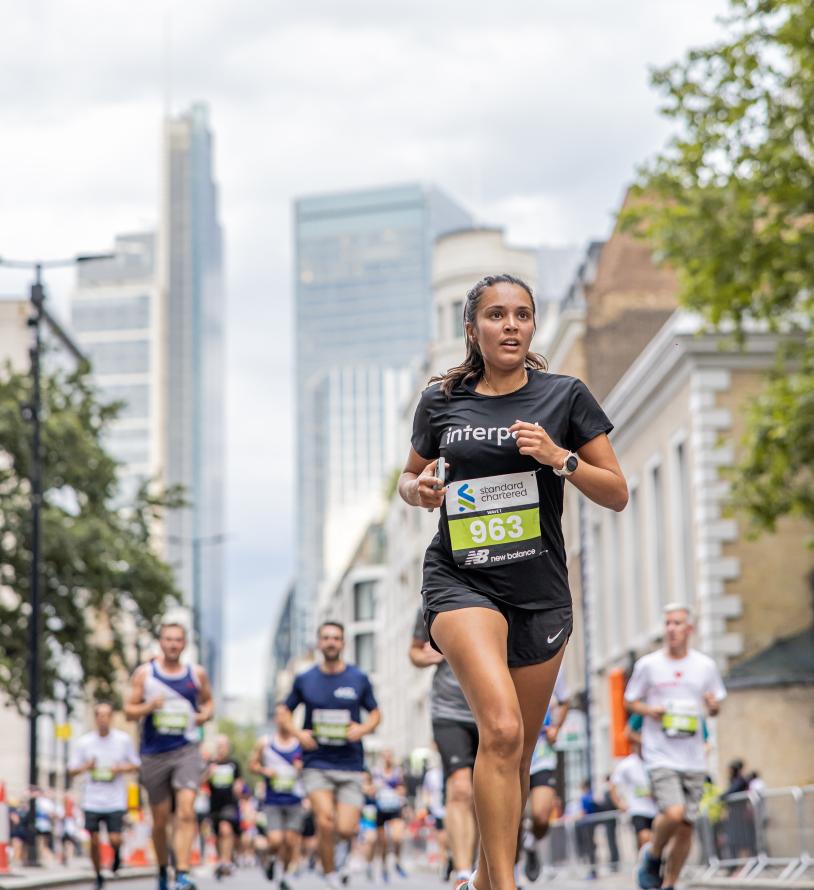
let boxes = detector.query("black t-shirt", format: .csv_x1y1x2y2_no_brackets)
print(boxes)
207,759,241,812
411,370,613,611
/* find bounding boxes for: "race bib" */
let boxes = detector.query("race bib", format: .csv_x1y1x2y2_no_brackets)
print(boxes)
634,785,652,799
154,699,191,735
530,736,556,773
445,471,542,568
662,699,700,738
271,764,297,793
91,766,115,783
313,709,351,745
211,764,236,788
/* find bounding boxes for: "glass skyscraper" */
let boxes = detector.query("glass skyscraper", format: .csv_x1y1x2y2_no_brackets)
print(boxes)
292,183,471,653
161,103,225,692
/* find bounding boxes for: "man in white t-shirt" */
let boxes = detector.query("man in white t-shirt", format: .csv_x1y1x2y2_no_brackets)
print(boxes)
610,721,658,849
68,702,141,890
625,604,726,890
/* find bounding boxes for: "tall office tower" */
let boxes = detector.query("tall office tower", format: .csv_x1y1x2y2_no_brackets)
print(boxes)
161,103,226,691
292,183,471,653
71,232,163,504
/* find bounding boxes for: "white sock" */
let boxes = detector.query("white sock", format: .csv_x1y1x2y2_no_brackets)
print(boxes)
325,872,340,889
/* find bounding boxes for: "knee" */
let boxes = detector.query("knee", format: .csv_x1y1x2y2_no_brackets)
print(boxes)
480,712,523,763
447,771,473,806
315,812,335,835
663,805,687,825
218,822,233,839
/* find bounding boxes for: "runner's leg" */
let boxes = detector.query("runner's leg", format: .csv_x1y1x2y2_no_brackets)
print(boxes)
151,799,172,870
173,789,198,872
89,830,102,876
662,821,692,887
431,607,522,890
529,787,556,841
218,820,235,867
310,789,338,875
445,768,476,878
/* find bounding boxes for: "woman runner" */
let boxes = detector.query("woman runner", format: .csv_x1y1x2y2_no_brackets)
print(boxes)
399,274,627,890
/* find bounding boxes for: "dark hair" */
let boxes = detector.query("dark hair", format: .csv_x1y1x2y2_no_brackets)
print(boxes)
318,620,345,637
430,274,548,396
93,701,113,713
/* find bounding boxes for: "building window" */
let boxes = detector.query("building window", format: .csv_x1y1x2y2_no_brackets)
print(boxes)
355,632,375,673
609,512,623,650
672,440,695,603
648,463,669,614
353,580,376,622
591,520,606,659
451,300,464,337
627,485,644,636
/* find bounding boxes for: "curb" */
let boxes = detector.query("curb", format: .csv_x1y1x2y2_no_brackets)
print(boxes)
0,867,155,890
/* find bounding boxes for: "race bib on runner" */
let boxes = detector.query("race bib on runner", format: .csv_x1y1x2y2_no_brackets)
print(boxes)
445,471,542,568
211,763,236,788
271,764,297,793
312,709,351,745
661,699,701,738
530,736,556,773
376,786,403,812
154,699,191,735
91,766,115,783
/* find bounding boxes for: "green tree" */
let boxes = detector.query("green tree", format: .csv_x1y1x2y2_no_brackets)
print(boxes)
0,363,183,710
623,0,814,534
215,718,262,786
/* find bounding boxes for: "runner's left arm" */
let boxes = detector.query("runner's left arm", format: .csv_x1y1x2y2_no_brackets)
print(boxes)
194,666,215,726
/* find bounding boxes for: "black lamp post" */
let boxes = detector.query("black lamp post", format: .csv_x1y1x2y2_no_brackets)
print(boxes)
0,252,112,865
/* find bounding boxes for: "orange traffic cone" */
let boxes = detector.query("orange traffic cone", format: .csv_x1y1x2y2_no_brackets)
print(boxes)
100,841,114,869
0,782,10,875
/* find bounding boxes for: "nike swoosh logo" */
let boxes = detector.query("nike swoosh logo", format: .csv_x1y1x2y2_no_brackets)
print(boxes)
547,627,565,644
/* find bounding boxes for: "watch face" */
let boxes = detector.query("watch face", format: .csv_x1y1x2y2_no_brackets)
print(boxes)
566,455,578,473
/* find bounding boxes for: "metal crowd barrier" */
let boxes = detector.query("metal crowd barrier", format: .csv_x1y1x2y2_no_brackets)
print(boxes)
524,786,814,885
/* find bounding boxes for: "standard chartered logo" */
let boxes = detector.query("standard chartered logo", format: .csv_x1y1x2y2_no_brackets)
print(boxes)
457,483,476,512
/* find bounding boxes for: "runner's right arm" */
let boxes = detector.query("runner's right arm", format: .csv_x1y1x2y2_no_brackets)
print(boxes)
249,739,273,777
123,664,164,720
398,449,446,509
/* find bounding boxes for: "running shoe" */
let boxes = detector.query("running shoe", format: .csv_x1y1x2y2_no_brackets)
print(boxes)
95,875,105,890
395,863,407,878
382,869,390,884
280,880,292,890
157,874,170,890
174,875,197,890
112,847,121,875
636,845,663,890
524,845,541,883
265,859,276,882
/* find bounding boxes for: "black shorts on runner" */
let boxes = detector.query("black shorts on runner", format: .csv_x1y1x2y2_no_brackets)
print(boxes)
433,719,479,779
425,595,572,668
84,810,125,834
302,811,316,838
376,809,403,828
211,806,240,834
530,769,557,791
434,815,444,831
632,815,654,834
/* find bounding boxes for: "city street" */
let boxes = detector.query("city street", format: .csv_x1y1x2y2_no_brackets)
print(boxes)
20,862,636,890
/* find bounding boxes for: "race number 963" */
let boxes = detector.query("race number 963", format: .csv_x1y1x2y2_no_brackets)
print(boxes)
468,514,524,545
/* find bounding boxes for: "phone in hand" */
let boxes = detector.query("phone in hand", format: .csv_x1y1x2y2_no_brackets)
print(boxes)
428,456,446,513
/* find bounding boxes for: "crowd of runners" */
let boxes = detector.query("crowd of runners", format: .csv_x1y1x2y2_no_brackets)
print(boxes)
57,274,731,890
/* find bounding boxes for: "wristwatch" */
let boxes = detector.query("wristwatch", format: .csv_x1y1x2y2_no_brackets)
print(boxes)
553,451,579,477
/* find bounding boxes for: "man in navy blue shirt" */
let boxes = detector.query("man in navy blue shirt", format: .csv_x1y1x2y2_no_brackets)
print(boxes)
281,621,381,890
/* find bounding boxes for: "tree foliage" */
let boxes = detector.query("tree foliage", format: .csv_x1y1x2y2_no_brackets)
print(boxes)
0,364,182,710
622,0,814,533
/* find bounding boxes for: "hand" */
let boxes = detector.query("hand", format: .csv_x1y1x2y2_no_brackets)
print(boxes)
298,730,318,751
112,762,131,775
346,722,366,743
704,692,720,715
149,696,165,712
648,704,666,719
194,711,208,726
84,758,97,773
509,421,568,468
264,768,277,780
545,726,559,745
413,459,448,509
421,642,445,665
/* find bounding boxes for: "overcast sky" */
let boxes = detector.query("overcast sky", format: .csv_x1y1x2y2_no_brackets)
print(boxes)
0,0,731,701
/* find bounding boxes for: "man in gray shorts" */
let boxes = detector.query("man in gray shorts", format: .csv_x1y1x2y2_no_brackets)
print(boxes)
625,604,726,890
280,621,381,890
125,621,214,890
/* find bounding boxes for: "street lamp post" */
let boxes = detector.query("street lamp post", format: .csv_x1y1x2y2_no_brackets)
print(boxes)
0,251,112,865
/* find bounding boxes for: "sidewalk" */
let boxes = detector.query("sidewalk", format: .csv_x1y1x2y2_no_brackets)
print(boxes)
0,865,153,890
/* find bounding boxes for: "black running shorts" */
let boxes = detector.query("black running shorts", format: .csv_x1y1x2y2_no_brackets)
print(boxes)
530,769,557,791
432,719,479,780
425,593,572,668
